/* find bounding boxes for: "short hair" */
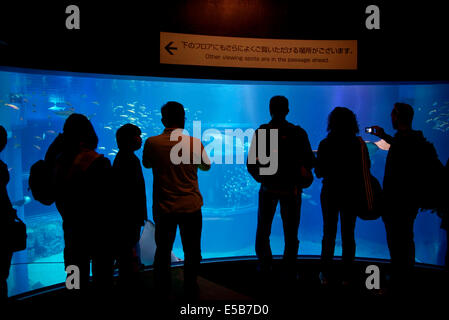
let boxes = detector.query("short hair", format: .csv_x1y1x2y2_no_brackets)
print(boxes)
269,96,289,118
63,113,98,150
327,106,360,135
116,123,141,150
393,102,414,125
0,125,7,152
161,101,185,127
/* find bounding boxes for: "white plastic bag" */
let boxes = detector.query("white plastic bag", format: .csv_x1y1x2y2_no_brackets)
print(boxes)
138,220,180,266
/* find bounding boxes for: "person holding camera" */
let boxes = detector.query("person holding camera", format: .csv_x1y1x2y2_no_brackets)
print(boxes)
368,102,442,293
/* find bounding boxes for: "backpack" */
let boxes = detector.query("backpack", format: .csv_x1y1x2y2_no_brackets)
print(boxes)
247,122,313,188
28,159,56,205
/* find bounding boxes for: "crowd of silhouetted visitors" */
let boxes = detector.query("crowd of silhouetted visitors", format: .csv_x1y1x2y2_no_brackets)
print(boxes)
0,97,448,301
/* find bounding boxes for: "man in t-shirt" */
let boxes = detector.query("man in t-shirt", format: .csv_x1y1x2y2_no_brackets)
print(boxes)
143,101,211,296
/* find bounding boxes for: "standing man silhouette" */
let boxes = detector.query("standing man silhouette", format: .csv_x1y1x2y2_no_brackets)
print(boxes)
247,96,315,281
370,103,442,292
143,101,211,297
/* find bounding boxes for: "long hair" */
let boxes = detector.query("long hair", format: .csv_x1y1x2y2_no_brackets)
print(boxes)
63,113,98,151
327,106,359,136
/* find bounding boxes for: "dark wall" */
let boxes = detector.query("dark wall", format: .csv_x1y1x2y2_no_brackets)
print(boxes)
0,1,447,81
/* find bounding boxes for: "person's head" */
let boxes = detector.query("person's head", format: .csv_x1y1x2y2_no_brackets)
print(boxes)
0,126,7,153
327,106,359,136
391,102,414,130
116,123,142,151
63,113,98,151
161,101,185,129
269,96,289,120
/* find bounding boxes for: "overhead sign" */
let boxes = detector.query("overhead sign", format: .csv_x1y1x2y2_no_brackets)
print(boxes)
160,32,357,70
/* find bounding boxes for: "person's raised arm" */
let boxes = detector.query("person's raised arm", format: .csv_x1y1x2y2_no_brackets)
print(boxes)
370,126,394,144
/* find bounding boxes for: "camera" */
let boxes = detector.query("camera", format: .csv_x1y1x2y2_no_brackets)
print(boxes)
365,127,375,134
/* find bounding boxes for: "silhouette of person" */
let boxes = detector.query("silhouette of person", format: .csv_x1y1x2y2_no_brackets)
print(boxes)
142,102,211,297
370,103,441,291
46,114,114,293
112,123,147,289
247,96,315,280
0,125,17,300
440,159,449,269
315,107,365,286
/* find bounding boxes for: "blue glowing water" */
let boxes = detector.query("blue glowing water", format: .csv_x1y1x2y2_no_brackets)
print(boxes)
1,68,448,296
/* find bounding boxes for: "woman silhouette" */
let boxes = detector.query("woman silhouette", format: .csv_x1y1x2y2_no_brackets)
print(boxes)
315,107,367,286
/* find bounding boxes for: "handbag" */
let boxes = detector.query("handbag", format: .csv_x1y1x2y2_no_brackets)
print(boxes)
298,165,314,189
357,137,383,220
9,212,27,252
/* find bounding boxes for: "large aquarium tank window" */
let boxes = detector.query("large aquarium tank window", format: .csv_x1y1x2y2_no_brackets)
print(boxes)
1,67,448,297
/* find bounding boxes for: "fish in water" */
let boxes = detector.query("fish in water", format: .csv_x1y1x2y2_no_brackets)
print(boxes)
308,200,318,206
4,103,20,110
203,217,233,221
33,145,41,150
53,110,75,118
12,196,32,207
91,101,100,105
48,105,66,112
301,193,312,200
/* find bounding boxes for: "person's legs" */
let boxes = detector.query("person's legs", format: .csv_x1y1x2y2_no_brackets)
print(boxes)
178,210,202,292
255,187,279,272
117,225,141,287
63,223,91,292
91,236,114,293
395,211,417,290
279,192,301,277
0,249,13,300
340,207,357,282
153,211,178,295
320,187,339,280
383,207,417,291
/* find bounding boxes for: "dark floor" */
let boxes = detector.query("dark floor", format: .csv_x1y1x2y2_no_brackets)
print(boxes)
6,257,449,318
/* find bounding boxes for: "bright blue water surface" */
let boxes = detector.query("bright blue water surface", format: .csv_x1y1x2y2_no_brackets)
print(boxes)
0,68,448,296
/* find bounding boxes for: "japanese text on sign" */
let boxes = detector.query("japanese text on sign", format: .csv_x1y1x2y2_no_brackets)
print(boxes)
160,32,357,70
